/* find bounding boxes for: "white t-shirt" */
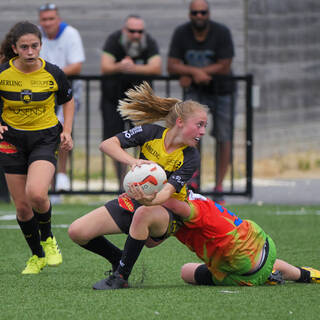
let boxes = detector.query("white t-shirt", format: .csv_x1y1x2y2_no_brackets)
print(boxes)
40,23,85,121
40,23,85,70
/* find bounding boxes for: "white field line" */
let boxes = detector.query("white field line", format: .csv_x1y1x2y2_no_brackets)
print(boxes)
0,224,69,229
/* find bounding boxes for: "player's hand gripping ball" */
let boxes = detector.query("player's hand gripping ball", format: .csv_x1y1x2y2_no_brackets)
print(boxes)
123,163,167,197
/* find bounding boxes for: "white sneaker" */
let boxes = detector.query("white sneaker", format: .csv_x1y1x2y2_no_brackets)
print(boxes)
55,173,70,191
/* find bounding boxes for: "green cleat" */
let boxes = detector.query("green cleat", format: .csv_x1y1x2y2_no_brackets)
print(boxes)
301,267,320,283
41,236,62,267
22,255,47,275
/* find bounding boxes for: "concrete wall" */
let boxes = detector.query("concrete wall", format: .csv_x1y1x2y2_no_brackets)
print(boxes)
246,0,320,158
247,0,320,110
1,0,319,160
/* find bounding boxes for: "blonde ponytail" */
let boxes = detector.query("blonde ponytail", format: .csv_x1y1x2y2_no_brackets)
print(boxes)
118,81,209,128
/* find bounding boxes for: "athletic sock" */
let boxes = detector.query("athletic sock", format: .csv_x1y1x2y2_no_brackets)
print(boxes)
33,204,53,241
81,236,122,270
296,267,311,283
17,216,45,257
116,234,146,280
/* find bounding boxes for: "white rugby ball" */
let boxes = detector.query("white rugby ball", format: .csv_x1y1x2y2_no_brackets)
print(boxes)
123,163,167,197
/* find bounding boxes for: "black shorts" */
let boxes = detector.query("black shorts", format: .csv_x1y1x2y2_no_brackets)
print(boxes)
105,197,182,240
0,122,62,174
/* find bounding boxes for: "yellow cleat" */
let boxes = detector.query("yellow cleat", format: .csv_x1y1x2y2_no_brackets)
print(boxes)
22,255,47,275
41,236,62,267
301,267,320,283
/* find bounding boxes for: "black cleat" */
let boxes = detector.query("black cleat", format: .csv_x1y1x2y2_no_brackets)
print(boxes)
266,270,285,285
92,271,129,290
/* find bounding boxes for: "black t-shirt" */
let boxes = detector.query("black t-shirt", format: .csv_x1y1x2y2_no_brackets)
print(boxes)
101,30,160,102
168,21,235,95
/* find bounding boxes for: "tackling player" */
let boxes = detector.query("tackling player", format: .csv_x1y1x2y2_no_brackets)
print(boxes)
169,191,320,286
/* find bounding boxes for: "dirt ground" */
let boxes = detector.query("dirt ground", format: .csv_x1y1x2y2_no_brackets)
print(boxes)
254,150,320,179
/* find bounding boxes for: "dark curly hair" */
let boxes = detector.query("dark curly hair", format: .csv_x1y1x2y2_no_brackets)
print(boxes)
0,21,42,63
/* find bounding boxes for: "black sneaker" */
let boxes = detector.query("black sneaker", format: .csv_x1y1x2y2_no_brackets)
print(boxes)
92,271,129,290
266,270,285,285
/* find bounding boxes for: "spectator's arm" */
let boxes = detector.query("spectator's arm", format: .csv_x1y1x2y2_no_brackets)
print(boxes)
100,52,118,74
62,62,83,76
131,55,162,75
167,57,211,85
202,58,232,75
101,53,162,75
167,57,197,76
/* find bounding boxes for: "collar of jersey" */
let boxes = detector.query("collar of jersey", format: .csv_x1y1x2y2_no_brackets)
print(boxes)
42,22,68,40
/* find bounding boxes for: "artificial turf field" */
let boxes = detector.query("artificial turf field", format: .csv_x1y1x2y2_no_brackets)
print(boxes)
0,201,319,320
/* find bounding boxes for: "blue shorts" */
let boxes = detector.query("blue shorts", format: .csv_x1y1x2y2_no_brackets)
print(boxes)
185,88,236,142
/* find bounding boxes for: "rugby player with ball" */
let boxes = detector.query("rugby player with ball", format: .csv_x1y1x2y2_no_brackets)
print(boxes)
68,82,208,289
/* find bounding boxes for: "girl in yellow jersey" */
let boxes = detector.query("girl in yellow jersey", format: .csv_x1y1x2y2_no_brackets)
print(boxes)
68,82,208,289
0,21,74,274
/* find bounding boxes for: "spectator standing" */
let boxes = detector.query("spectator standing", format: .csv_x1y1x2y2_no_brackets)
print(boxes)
100,14,162,191
38,3,85,192
167,0,236,204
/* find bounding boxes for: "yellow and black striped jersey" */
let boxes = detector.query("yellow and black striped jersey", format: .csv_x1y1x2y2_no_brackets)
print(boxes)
0,57,72,131
116,123,200,201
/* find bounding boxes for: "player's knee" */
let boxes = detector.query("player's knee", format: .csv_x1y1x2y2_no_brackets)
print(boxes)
132,206,153,225
68,220,88,244
181,263,196,284
68,222,78,242
25,188,47,209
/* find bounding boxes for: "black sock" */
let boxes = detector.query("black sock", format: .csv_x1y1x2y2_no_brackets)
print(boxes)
17,216,45,257
296,267,311,283
81,236,122,270
33,204,53,241
117,234,146,280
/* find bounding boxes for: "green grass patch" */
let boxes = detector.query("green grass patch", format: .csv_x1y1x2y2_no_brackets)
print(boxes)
0,202,320,320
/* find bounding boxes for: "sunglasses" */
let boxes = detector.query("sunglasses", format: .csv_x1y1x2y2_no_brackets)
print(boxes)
190,10,208,16
39,3,57,11
127,28,144,34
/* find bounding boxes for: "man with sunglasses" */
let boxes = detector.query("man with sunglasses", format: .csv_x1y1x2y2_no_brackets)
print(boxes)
168,0,236,204
38,3,85,197
100,14,162,191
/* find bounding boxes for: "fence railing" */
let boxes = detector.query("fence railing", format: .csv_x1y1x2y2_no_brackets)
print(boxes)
48,74,254,198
